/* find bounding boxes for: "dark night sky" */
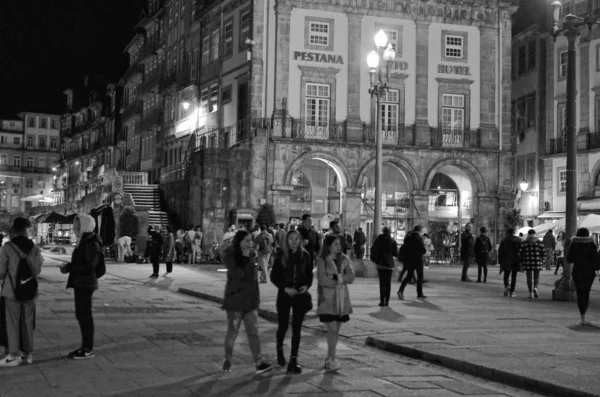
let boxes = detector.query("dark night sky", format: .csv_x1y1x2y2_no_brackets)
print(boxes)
0,0,144,119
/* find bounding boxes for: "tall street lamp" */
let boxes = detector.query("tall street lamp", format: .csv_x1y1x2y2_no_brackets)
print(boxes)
549,0,599,301
366,29,396,238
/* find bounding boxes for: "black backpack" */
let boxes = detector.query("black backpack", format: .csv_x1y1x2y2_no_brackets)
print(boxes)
6,243,38,301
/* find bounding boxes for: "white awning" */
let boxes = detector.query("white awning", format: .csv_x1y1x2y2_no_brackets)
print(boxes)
537,211,565,219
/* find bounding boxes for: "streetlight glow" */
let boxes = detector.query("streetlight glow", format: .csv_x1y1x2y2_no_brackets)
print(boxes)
551,0,562,24
519,179,529,192
366,51,379,69
374,29,388,49
382,43,396,62
181,101,191,110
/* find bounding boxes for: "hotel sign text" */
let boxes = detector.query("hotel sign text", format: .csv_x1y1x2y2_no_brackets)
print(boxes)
294,51,344,64
438,64,471,76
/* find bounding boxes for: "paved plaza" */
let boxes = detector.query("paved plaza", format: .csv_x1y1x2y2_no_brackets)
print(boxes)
0,254,596,396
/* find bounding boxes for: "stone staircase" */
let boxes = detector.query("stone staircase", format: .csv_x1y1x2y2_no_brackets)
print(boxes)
124,184,169,230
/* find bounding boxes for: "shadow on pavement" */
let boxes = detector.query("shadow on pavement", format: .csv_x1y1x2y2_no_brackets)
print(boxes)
568,323,600,333
402,299,443,312
106,372,219,397
368,307,405,323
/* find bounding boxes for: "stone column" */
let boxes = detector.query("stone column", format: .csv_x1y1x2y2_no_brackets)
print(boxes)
479,25,498,149
343,188,363,232
414,21,431,145
475,193,497,235
271,185,294,223
410,191,430,230
273,6,292,115
578,40,590,150
346,13,364,142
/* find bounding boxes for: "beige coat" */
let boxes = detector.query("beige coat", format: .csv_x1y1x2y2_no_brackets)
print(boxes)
0,239,44,300
316,254,355,316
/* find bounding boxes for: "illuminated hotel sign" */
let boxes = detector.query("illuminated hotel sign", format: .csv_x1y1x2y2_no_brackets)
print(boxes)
438,64,470,75
293,51,344,64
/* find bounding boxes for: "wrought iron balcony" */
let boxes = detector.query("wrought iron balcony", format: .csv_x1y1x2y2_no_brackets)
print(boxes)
547,137,566,155
430,127,481,149
362,123,415,146
290,119,347,141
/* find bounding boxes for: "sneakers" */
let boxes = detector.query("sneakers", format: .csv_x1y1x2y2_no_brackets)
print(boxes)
397,290,404,300
324,357,332,370
510,292,517,298
222,359,232,372
0,355,21,367
461,278,472,282
21,353,33,365
163,272,172,278
328,358,341,371
68,348,95,360
529,291,534,299
149,274,159,278
504,287,510,297
255,362,273,375
533,288,539,298
417,295,428,300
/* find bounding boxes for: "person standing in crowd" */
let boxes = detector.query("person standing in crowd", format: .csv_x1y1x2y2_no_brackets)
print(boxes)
275,223,287,254
144,225,154,263
255,225,274,283
543,230,556,271
298,214,321,265
270,230,313,374
498,228,522,297
567,228,598,325
353,227,367,259
397,225,427,300
370,227,398,307
251,225,261,241
0,232,4,247
163,226,175,277
223,225,237,245
554,231,565,275
149,226,164,278
174,228,185,263
460,223,475,282
343,229,353,257
60,215,102,360
422,233,433,268
221,230,273,374
518,229,545,299
328,221,347,253
0,217,43,366
316,235,354,371
117,235,132,262
474,227,492,283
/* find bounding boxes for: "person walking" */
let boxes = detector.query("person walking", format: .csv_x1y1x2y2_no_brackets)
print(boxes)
460,223,475,282
221,230,273,374
474,227,492,283
498,228,522,297
316,235,355,371
353,227,366,260
149,226,164,278
60,215,102,360
554,231,565,275
255,226,274,283
275,223,287,254
518,229,545,299
163,226,175,277
422,233,433,268
397,225,427,300
270,230,313,374
298,214,321,265
567,228,598,325
175,229,185,263
370,227,398,307
543,230,556,271
117,235,132,262
343,229,353,257
0,217,43,366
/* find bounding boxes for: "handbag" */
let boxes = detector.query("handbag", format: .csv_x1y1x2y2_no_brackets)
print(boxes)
293,292,313,313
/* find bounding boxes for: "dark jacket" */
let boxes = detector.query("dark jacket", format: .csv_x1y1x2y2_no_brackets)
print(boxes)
221,247,260,312
66,233,102,290
370,234,398,269
543,233,556,250
460,230,475,259
399,231,426,266
353,230,366,248
270,249,313,290
498,235,521,272
149,230,164,260
298,225,321,258
567,236,598,282
474,234,492,265
518,235,545,271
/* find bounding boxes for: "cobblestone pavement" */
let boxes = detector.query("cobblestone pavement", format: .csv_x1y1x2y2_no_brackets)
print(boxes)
0,257,543,397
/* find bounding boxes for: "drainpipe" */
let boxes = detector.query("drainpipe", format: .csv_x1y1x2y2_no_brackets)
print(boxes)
495,8,503,242
219,0,224,130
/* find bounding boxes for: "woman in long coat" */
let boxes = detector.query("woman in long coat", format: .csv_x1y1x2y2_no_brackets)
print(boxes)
498,228,521,297
316,234,355,371
566,228,598,325
163,226,175,277
517,229,545,299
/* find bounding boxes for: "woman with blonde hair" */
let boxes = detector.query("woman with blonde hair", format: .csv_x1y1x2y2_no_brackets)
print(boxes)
270,229,313,373
316,234,355,371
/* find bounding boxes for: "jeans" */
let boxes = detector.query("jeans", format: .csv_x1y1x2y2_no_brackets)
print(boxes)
276,290,306,358
166,262,173,273
377,268,393,303
5,298,35,355
525,270,540,293
554,257,563,275
503,269,518,292
189,244,201,264
258,254,270,282
461,257,471,280
74,288,95,350
225,310,261,362
477,261,488,282
544,248,554,270
574,276,595,316
399,263,424,296
151,256,160,275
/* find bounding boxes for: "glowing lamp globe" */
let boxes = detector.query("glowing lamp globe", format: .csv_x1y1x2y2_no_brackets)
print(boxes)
374,29,388,49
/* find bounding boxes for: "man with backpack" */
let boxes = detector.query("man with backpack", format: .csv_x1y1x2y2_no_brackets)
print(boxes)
0,217,43,366
255,225,273,283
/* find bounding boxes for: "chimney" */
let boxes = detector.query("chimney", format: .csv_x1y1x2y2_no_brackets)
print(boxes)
63,88,74,112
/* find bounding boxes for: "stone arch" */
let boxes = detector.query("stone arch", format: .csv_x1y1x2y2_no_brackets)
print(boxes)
355,155,420,193
283,150,352,189
423,158,486,194
590,158,600,188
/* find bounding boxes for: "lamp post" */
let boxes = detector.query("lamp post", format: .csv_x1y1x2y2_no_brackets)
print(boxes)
549,0,599,300
366,29,396,238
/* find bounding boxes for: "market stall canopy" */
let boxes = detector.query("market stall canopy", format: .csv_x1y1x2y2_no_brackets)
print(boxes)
40,212,67,224
34,213,47,222
20,195,45,202
553,214,600,234
64,213,78,224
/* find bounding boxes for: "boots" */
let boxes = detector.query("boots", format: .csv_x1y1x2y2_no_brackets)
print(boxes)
287,356,302,374
276,345,286,367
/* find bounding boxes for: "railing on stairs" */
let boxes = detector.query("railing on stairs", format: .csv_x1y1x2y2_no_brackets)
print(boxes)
120,172,148,185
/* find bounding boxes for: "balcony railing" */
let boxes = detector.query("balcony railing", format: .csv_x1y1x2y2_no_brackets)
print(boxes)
0,164,53,174
430,127,481,148
290,119,347,141
362,123,415,146
120,171,148,185
160,163,185,184
547,137,566,155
